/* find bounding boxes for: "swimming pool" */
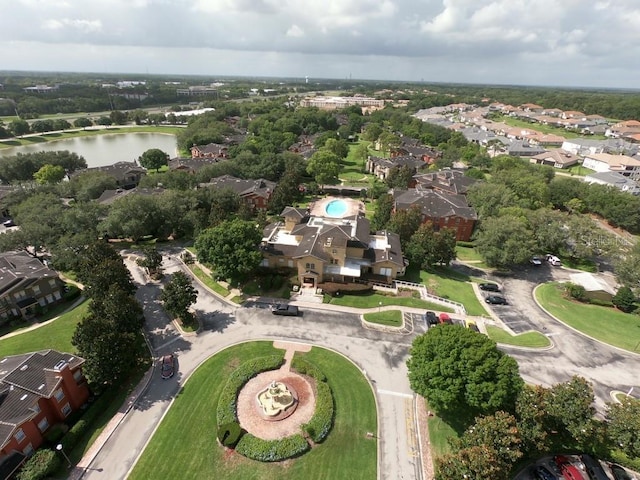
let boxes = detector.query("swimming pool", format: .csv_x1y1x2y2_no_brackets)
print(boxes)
325,199,348,217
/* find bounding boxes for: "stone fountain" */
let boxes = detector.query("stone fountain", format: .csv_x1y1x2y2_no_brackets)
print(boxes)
256,380,298,419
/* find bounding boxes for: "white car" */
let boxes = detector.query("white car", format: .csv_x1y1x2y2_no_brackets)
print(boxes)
546,254,562,266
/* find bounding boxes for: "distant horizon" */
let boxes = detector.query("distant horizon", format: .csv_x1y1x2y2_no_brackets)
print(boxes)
2,69,639,94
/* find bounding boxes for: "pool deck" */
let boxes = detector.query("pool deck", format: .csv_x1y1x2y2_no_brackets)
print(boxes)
309,196,365,218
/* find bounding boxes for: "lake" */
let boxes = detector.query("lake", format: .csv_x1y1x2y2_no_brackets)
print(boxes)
0,132,179,168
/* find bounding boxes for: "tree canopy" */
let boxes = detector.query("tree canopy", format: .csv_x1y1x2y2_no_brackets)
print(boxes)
194,218,263,281
161,271,198,323
407,326,523,416
138,148,169,171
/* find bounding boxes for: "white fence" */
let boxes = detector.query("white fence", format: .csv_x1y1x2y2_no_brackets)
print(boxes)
375,280,467,316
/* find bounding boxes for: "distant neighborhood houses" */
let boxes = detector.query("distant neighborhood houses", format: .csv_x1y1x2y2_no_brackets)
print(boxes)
414,102,640,194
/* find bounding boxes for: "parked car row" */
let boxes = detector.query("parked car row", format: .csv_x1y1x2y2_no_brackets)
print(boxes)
528,454,636,480
425,311,453,327
479,282,508,305
530,254,562,266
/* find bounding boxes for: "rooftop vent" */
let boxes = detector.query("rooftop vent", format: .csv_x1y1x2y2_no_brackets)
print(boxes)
38,383,45,390
20,394,28,401
54,360,67,371
20,365,28,371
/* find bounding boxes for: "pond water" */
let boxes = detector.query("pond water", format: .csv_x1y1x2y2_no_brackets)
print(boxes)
0,132,178,168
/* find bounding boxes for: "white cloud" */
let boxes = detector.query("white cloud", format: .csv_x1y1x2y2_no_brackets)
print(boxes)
42,18,102,33
286,25,304,38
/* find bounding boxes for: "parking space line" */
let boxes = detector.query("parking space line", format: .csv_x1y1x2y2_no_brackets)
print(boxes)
377,389,414,398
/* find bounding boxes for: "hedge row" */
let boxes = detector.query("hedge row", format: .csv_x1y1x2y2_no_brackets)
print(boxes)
17,449,61,480
216,355,285,426
235,433,310,462
302,380,334,443
290,357,326,382
292,358,334,444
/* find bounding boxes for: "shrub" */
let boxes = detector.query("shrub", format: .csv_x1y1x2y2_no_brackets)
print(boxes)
565,282,587,302
291,358,326,382
62,419,88,450
589,298,614,308
456,241,475,248
235,433,310,462
319,282,372,295
63,285,81,301
17,449,61,480
612,286,636,313
43,424,67,446
216,355,285,425
217,421,243,448
291,358,334,443
302,381,334,443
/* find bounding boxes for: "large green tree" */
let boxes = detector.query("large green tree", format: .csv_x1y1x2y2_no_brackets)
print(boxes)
138,148,169,172
371,194,394,231
475,215,537,267
406,223,456,268
607,397,640,459
194,218,263,281
161,271,198,322
407,326,523,416
386,206,423,248
306,150,341,187
33,164,65,185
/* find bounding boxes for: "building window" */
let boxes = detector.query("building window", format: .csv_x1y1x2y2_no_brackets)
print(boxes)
48,279,57,287
45,294,54,304
261,259,270,267
32,285,41,295
14,428,26,443
380,267,392,276
23,444,34,457
61,403,72,417
331,259,339,265
32,403,40,414
38,298,47,307
54,389,65,402
53,291,62,301
73,370,83,382
37,417,49,433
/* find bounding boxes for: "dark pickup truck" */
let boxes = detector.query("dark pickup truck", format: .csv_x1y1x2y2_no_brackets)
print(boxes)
271,304,300,316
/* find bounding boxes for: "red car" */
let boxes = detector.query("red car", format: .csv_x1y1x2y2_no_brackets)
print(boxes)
160,354,175,379
554,455,585,480
438,313,453,325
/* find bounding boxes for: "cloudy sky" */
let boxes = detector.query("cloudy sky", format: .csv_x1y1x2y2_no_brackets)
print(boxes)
1,0,638,88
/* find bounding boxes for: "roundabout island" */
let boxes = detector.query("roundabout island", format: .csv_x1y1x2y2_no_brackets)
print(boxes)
128,340,378,480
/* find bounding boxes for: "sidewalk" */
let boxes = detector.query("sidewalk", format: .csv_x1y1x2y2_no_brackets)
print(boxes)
69,365,155,480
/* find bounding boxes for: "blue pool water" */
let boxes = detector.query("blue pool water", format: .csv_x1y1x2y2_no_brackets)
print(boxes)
325,199,348,217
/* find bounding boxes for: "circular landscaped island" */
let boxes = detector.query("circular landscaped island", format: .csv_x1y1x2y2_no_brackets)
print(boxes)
128,341,377,480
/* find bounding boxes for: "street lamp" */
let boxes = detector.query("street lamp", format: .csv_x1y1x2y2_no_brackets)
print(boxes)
378,301,382,313
56,443,71,468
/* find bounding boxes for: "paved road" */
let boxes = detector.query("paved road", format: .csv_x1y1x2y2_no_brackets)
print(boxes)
81,254,640,479
83,254,423,480
481,263,640,413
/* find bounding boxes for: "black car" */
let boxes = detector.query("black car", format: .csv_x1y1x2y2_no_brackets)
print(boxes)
485,295,508,305
479,283,500,292
271,304,300,316
609,464,633,480
532,465,557,480
425,311,438,326
580,454,609,480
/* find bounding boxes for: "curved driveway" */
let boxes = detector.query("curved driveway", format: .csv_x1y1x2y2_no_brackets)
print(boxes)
81,253,422,480
482,264,640,413
80,255,640,479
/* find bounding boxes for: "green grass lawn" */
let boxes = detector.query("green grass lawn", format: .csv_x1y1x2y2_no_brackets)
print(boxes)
189,265,231,297
495,115,605,140
566,165,596,176
455,246,490,269
363,310,403,327
340,141,374,183
427,413,458,457
325,292,454,312
128,342,377,480
485,325,551,348
400,266,489,317
0,300,89,357
536,282,640,352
